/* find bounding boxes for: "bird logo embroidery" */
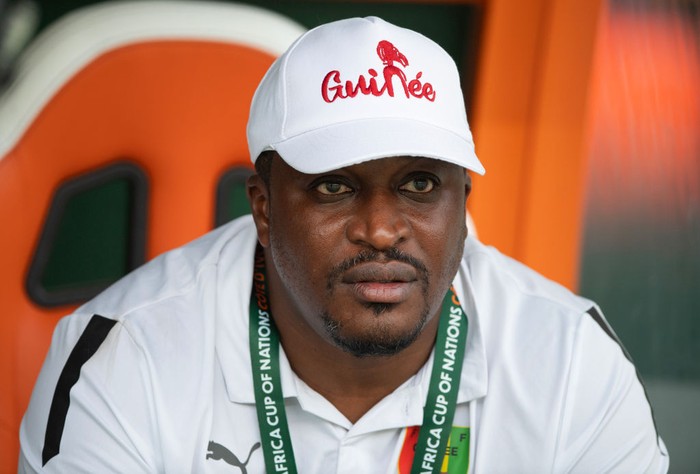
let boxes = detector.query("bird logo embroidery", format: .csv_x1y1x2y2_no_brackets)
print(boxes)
376,40,409,68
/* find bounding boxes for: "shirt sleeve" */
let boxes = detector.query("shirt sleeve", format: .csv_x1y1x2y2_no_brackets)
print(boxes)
553,306,670,473
19,313,159,473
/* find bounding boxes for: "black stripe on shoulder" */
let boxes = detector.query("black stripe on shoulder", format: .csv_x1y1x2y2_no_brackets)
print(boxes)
585,306,662,445
42,314,118,466
586,306,634,362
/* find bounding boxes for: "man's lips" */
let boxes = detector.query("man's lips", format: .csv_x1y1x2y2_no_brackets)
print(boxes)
341,262,418,303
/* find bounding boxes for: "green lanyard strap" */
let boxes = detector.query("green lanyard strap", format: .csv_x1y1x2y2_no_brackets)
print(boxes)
410,287,468,474
249,245,468,474
250,248,298,473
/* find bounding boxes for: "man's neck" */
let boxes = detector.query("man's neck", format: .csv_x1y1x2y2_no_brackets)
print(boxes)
273,306,440,424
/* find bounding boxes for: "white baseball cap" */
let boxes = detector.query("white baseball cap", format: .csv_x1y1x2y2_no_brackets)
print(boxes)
247,16,485,175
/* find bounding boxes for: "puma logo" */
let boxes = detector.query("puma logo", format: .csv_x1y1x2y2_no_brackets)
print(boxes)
206,440,261,473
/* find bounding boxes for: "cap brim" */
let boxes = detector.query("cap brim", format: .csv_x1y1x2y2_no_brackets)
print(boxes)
271,118,485,175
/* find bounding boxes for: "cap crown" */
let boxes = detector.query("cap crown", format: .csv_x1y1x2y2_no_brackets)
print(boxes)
248,17,483,175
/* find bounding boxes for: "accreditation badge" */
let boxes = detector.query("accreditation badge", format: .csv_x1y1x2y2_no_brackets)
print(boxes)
398,425,470,473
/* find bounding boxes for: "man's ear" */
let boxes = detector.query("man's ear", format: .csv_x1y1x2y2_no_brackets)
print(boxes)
247,174,271,247
464,171,472,202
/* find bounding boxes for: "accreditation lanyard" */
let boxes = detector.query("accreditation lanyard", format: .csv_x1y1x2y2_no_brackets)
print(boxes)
249,245,468,474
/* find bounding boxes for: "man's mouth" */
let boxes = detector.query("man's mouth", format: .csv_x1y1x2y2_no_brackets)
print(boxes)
341,262,418,304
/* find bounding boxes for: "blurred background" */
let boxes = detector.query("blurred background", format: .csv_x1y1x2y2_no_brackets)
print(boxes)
0,0,697,472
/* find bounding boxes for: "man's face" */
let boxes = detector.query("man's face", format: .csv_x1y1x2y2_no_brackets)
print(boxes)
250,154,469,358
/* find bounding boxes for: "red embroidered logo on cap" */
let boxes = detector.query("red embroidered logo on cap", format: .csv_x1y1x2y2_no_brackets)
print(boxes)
321,40,436,103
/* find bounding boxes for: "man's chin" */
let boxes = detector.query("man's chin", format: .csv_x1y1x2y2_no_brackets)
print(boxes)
321,309,428,358
332,334,418,358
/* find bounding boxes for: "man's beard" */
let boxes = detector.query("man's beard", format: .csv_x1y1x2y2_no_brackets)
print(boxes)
320,304,430,357
322,247,432,358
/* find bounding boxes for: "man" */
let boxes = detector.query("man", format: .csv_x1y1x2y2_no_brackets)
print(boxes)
20,16,667,473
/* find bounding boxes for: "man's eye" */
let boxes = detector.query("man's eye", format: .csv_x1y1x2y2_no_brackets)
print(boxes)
400,177,435,193
316,182,352,195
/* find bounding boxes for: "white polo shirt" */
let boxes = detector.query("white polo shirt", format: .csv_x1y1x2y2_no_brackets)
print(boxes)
19,216,668,473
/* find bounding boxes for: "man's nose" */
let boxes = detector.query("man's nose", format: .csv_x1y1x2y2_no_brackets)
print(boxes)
345,189,410,250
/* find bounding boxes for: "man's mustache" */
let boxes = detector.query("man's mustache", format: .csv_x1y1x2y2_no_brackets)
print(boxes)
327,248,429,290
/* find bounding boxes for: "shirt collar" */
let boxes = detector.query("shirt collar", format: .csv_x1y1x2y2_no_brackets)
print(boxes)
453,267,489,404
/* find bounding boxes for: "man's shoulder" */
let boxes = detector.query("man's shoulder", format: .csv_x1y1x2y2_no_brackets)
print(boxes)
457,236,600,372
460,236,592,318
457,238,668,472
40,217,258,404
20,215,259,472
